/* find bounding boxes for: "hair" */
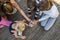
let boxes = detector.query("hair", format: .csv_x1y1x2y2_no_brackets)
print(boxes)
27,0,53,11
0,0,13,13
2,2,13,13
13,22,26,32
27,0,35,10
19,22,26,32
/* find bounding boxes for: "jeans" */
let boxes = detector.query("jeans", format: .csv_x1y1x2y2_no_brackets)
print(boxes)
40,16,56,31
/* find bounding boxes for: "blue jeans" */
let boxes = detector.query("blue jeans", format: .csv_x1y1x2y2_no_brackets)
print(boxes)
39,14,56,31
40,17,56,31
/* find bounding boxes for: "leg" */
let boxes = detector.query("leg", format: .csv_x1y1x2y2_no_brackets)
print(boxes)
27,8,32,17
12,30,26,39
34,8,40,20
44,18,56,31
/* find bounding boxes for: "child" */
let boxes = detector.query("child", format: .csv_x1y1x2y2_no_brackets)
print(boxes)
0,16,29,39
9,20,28,39
0,0,32,22
27,0,60,30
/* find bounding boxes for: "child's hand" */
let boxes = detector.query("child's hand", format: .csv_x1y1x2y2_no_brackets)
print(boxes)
28,20,38,27
29,21,34,27
32,20,38,26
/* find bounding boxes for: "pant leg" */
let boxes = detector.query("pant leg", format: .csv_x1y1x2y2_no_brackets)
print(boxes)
27,8,31,15
41,19,48,27
44,18,56,31
34,8,40,20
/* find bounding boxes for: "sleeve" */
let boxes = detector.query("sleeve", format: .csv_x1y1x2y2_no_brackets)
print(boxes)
39,11,43,16
38,15,50,22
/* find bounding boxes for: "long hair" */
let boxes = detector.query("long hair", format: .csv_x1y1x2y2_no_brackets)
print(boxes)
0,0,13,20
0,0,13,13
27,0,52,11
27,0,35,10
14,22,26,32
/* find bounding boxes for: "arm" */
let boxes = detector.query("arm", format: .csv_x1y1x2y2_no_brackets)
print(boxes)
52,0,60,5
38,15,50,22
54,0,60,5
33,15,50,24
32,15,50,26
10,0,31,22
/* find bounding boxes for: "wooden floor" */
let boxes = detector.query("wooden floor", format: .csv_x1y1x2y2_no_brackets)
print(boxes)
0,0,60,40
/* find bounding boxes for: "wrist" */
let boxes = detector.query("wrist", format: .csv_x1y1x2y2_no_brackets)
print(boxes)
26,18,32,22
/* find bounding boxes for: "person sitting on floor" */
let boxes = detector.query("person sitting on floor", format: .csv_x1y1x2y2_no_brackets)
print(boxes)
27,0,60,31
0,0,32,22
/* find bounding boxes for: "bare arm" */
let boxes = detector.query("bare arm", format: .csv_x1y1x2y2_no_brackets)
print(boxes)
52,0,60,5
54,0,60,5
10,0,31,22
